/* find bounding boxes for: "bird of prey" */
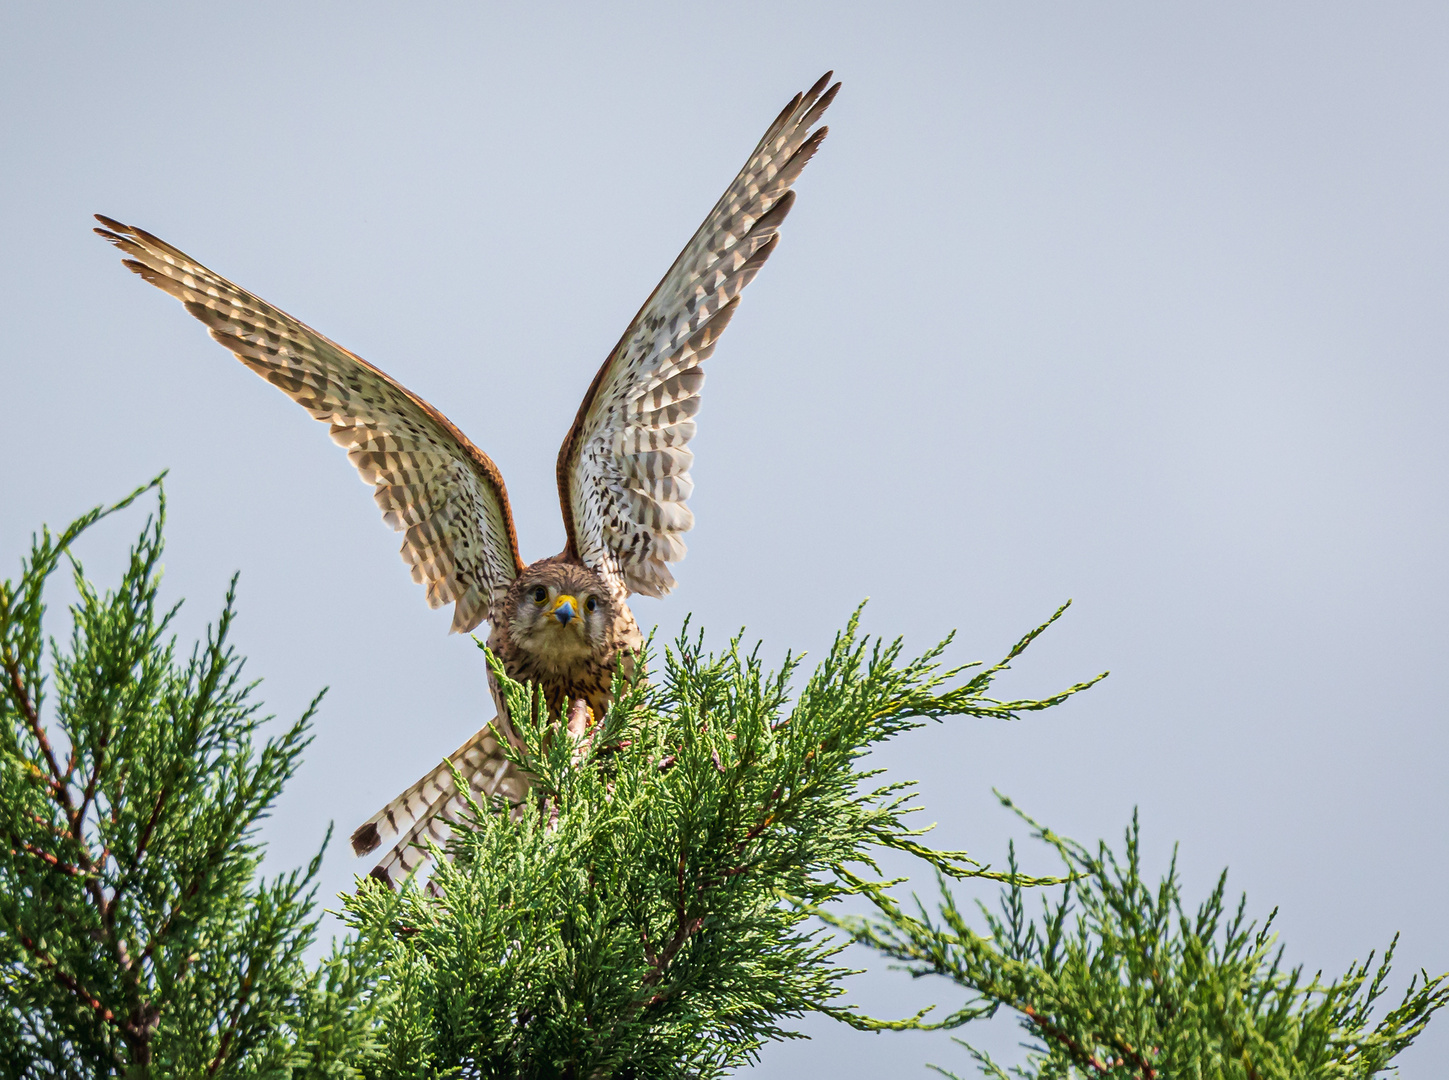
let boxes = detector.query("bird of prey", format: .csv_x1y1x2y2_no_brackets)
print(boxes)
96,72,838,884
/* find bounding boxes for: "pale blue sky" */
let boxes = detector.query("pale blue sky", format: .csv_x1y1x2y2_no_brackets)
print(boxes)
3,4,1446,1073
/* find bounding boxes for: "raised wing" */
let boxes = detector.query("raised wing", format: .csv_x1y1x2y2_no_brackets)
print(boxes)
96,216,525,632
556,72,839,597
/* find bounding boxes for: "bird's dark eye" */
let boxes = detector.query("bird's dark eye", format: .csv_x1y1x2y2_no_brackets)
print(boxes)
531,586,548,604
585,596,598,613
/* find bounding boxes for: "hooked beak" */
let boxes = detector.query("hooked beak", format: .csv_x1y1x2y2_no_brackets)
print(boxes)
551,594,579,627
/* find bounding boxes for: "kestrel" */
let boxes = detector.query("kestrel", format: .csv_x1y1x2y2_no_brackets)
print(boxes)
97,72,838,883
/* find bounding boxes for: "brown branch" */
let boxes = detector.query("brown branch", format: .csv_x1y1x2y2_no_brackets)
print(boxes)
132,788,169,866
207,966,254,1075
6,655,70,805
107,785,173,928
639,922,659,970
6,658,119,947
641,915,706,991
25,810,71,840
119,1002,160,1065
742,786,783,845
16,930,117,1025
1016,1003,1159,1078
4,656,160,1064
692,784,791,891
1102,1030,1159,1079
138,879,202,967
637,843,708,998
663,917,704,968
1021,1004,1112,1074
73,715,114,842
54,969,116,1025
674,848,688,931
16,840,86,876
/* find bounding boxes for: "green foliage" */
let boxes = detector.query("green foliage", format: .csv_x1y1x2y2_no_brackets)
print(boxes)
17,484,1434,1080
828,797,1449,1079
0,481,379,1077
343,609,1101,1078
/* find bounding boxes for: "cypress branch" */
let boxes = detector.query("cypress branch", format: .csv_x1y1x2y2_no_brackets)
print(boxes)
343,608,1097,1076
0,482,381,1077
826,796,1449,1079
6,484,1440,1078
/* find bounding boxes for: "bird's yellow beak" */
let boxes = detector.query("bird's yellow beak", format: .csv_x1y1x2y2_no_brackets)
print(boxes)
551,594,579,627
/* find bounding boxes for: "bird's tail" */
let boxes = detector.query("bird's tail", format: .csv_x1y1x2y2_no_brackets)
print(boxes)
350,719,529,887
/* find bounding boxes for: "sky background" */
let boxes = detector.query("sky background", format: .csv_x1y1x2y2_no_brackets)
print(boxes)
3,3,1446,1074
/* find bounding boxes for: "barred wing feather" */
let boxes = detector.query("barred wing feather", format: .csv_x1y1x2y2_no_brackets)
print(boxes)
95,216,525,632
556,73,839,597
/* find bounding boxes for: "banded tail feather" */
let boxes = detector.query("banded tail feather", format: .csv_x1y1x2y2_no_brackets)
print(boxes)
350,720,528,886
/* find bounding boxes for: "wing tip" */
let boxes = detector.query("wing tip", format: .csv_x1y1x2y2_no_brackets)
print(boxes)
806,71,834,101
799,74,841,131
767,91,805,140
121,257,163,284
741,232,779,276
795,125,829,161
752,190,796,236
351,821,382,855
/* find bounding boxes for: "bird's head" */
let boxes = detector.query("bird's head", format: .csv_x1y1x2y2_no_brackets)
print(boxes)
504,559,616,665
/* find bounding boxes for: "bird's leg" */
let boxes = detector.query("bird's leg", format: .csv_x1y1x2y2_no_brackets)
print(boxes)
566,698,603,768
565,698,595,741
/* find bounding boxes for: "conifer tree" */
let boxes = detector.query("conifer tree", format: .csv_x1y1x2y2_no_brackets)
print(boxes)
828,798,1449,1078
0,482,379,1077
342,605,1097,1077
4,486,1442,1078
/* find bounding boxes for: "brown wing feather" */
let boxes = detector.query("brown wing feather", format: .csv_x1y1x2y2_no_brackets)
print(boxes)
556,73,839,597
96,216,525,631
